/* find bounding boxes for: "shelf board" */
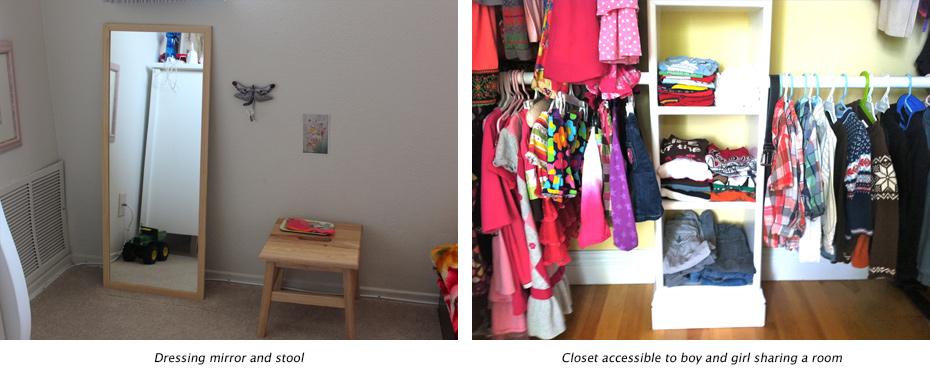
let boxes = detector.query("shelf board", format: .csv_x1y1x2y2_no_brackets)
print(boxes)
652,0,770,12
662,200,757,210
655,106,761,116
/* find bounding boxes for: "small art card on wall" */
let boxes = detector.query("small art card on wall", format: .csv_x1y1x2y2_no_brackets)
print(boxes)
303,114,329,154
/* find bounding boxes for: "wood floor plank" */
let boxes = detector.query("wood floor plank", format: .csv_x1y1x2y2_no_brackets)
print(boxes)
551,280,930,340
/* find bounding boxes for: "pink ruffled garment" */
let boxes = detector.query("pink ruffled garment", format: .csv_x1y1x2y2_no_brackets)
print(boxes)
599,64,641,100
598,0,642,65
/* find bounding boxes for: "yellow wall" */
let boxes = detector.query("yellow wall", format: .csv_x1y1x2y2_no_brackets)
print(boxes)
773,0,929,99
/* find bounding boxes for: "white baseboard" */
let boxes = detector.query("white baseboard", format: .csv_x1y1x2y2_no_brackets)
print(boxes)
27,253,73,300
205,269,440,305
70,252,100,265
565,249,656,285
567,247,868,286
761,247,868,280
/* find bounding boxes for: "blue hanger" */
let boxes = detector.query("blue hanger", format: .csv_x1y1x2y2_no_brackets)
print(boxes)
814,73,820,99
897,73,925,129
788,73,794,101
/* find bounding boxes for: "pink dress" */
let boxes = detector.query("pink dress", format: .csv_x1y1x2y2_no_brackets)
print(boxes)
597,0,642,64
544,0,607,87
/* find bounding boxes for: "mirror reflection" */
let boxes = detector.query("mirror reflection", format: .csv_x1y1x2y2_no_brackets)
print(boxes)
106,29,206,294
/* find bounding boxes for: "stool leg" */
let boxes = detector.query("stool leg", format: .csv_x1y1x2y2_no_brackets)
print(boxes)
274,267,285,291
355,269,360,300
258,262,277,338
343,269,357,339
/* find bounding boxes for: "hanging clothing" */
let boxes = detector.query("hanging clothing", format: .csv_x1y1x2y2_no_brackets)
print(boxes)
878,0,920,37
829,111,851,263
597,0,641,65
624,108,664,221
502,0,534,61
514,108,572,340
763,98,805,252
523,0,545,43
544,0,608,87
531,0,566,100
607,106,638,250
898,109,929,282
866,115,900,279
813,100,838,262
473,2,500,106
577,127,611,248
838,104,873,240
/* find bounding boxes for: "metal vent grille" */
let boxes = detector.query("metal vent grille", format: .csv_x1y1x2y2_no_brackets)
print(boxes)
0,161,70,282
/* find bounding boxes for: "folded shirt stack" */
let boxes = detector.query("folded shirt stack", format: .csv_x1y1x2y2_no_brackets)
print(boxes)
704,144,757,202
714,66,764,108
659,135,712,202
657,56,720,107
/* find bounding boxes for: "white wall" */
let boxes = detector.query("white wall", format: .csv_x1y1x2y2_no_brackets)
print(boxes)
0,0,59,187
107,31,158,259
41,0,457,300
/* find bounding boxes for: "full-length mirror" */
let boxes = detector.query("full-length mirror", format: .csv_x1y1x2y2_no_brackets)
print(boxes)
102,24,211,299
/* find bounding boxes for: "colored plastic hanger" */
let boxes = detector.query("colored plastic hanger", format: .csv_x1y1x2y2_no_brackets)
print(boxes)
897,73,926,129
875,74,891,114
858,71,876,123
825,73,837,121
837,73,849,112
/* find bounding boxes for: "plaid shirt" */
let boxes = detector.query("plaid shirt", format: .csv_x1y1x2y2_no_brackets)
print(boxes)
764,99,806,251
798,99,825,218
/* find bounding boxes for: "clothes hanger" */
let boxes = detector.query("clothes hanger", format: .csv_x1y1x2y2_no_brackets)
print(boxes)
788,73,794,103
837,73,849,112
897,73,926,129
825,73,837,121
875,73,891,114
858,71,876,123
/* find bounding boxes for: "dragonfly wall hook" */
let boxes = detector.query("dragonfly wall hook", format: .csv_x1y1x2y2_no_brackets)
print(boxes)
232,81,275,121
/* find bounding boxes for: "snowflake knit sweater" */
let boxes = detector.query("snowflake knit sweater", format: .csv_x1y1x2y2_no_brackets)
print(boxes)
867,116,899,279
837,106,873,239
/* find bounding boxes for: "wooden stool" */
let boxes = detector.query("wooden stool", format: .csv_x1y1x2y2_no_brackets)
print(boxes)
257,218,362,339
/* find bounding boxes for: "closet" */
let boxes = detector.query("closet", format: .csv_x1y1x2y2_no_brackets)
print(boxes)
473,0,930,339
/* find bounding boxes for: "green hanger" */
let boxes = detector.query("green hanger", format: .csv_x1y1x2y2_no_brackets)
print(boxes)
858,71,876,123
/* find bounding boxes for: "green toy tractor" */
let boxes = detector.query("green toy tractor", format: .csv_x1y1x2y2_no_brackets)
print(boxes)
122,226,169,265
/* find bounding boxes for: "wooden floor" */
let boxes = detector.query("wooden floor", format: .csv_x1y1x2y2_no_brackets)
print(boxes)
554,280,930,340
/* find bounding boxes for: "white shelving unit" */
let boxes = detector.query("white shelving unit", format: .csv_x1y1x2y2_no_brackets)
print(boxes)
646,0,772,330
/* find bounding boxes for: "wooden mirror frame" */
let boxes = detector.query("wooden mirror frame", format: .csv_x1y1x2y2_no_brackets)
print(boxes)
0,40,22,153
101,23,212,299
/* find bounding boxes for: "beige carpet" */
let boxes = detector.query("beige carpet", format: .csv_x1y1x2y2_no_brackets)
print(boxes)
30,265,442,340
110,254,198,292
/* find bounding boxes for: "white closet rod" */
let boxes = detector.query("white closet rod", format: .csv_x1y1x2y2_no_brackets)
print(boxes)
519,72,652,86
779,74,930,89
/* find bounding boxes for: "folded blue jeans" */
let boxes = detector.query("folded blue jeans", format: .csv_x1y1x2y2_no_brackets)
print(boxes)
705,224,756,274
698,269,753,286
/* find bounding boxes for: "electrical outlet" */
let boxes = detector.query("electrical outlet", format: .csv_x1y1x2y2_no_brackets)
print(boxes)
118,193,126,217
